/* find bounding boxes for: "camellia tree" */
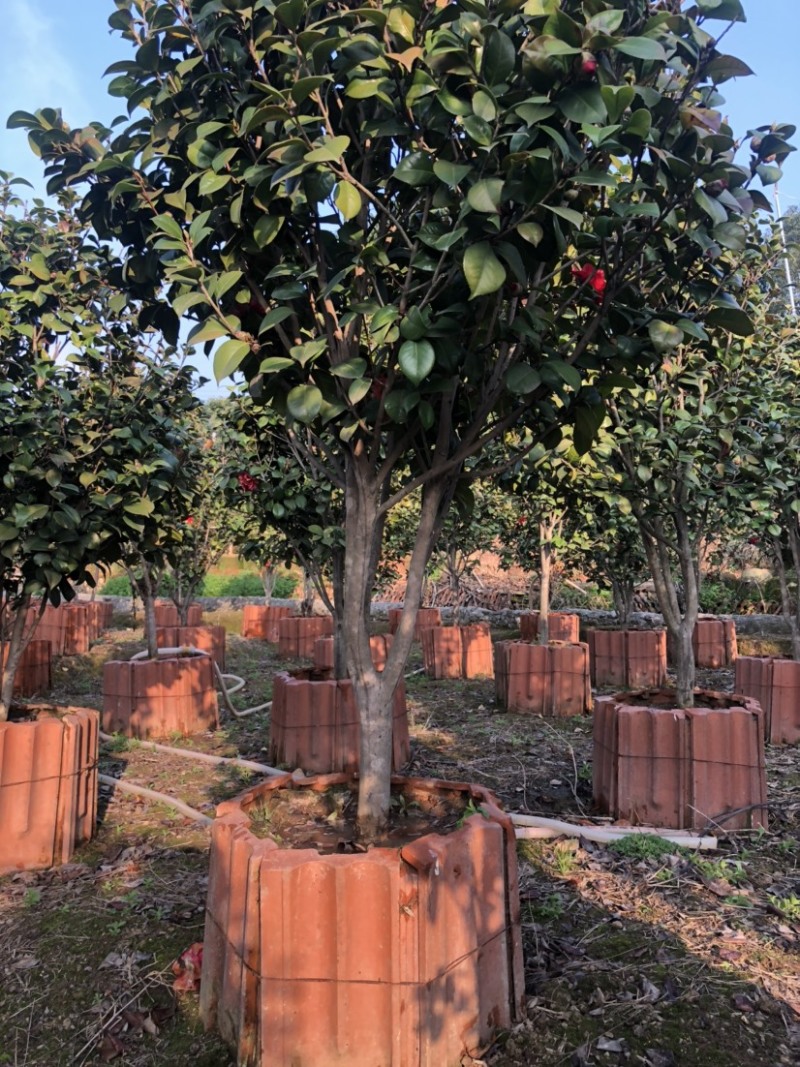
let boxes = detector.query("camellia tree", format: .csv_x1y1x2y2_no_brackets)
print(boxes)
594,231,786,704
17,0,792,834
0,176,198,718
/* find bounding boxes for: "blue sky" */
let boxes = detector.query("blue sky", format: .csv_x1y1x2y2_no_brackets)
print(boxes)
0,0,797,390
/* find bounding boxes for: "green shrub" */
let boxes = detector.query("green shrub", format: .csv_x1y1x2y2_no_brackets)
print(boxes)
100,570,298,599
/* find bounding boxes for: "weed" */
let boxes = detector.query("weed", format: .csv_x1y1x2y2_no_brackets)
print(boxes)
767,893,800,921
724,894,752,908
457,799,488,827
608,834,685,860
776,837,798,855
694,858,748,886
23,888,41,908
550,844,577,875
530,893,565,921
104,732,135,753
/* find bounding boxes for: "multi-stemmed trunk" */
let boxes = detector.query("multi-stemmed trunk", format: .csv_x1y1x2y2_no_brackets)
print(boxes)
343,450,448,840
610,576,635,626
261,565,276,604
772,520,800,660
0,594,42,721
537,516,559,645
638,512,700,708
128,560,159,660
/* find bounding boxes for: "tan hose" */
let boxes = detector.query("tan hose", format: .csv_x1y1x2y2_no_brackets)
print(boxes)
510,813,717,850
98,773,212,825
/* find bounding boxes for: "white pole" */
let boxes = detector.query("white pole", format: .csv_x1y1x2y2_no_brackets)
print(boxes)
774,183,797,318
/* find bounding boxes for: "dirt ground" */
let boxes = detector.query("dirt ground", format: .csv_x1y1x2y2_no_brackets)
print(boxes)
0,612,798,1067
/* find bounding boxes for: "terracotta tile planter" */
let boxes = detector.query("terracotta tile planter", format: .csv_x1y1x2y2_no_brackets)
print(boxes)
586,629,667,689
153,601,203,628
735,656,800,745
0,705,98,874
312,634,393,672
691,616,737,668
85,601,113,641
420,624,494,680
200,773,525,1067
269,669,409,774
242,605,292,643
156,624,226,669
387,606,442,640
494,641,591,716
36,603,93,656
518,611,579,643
277,616,333,659
102,653,219,739
2,640,52,698
593,688,767,830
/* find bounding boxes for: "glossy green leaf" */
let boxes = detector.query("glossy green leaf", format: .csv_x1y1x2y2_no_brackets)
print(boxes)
463,243,506,299
214,338,251,381
613,37,666,62
467,179,504,214
335,181,362,221
393,152,435,186
398,340,435,385
517,222,544,246
433,160,471,188
305,136,350,163
287,384,323,423
648,320,683,352
544,204,584,228
506,365,541,395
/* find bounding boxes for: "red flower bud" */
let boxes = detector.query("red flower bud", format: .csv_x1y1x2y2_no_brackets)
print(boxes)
186,516,194,525
237,472,259,492
580,53,598,77
571,262,607,297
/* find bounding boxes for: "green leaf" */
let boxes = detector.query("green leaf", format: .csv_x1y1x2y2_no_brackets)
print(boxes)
433,160,471,188
335,181,361,221
697,0,746,22
648,320,683,352
348,378,371,404
704,55,754,83
757,163,782,186
124,498,155,517
331,358,368,379
506,365,541,395
199,171,230,195
305,136,350,163
151,212,183,240
613,37,666,62
544,204,584,228
287,384,323,423
259,307,294,333
27,253,50,281
517,222,544,246
482,27,516,85
275,0,305,30
398,340,435,385
556,88,606,125
694,188,728,225
463,243,506,299
713,221,747,251
214,339,251,381
187,318,228,345
587,9,625,35
393,151,435,186
704,307,754,337
467,178,504,214
546,361,581,390
0,523,18,542
253,214,284,247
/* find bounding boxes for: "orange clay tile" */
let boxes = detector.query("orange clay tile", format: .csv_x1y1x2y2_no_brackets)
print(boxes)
199,773,525,1067
312,634,393,672
277,616,334,659
0,706,98,874
420,624,494,680
691,616,737,668
102,654,219,739
735,656,800,745
157,624,226,669
153,601,204,628
518,611,580,643
593,688,766,830
387,607,442,640
494,640,591,716
269,670,409,774
242,605,293,643
586,629,667,689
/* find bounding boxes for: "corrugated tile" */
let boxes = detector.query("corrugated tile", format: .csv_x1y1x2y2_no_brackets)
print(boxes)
0,707,98,874
495,641,590,716
201,776,523,1067
388,607,442,641
587,630,666,689
593,690,766,830
277,616,333,659
692,617,737,668
102,655,218,738
421,625,493,680
153,601,203,628
157,624,226,668
242,605,292,643
519,612,579,643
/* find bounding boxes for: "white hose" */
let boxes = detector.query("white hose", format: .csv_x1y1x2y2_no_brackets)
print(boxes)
98,773,213,825
129,645,273,719
99,730,282,777
510,813,717,850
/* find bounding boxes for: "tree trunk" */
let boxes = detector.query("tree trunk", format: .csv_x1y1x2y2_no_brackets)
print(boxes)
538,519,554,645
772,531,800,660
331,550,347,680
610,576,634,626
261,565,275,604
130,560,159,659
0,595,34,721
300,572,314,616
343,450,448,840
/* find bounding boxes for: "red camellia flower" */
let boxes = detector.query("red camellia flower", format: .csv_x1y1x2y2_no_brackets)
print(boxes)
185,516,194,526
571,262,607,297
580,53,598,77
237,472,259,492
